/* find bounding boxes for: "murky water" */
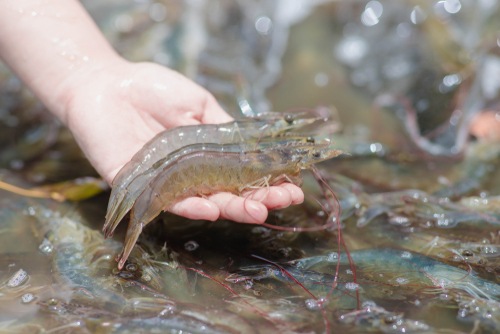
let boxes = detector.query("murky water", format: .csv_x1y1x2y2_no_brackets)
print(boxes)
1,1,499,333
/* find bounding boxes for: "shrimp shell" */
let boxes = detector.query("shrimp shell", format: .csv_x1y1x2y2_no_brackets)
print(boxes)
116,142,343,268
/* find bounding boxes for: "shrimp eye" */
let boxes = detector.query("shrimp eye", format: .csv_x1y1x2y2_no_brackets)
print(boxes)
312,151,321,158
284,114,294,124
306,137,315,143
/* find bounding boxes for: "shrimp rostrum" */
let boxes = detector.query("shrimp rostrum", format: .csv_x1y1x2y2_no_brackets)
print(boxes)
113,140,342,269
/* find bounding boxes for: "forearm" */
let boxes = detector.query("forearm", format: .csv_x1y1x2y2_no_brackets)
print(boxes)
0,0,121,123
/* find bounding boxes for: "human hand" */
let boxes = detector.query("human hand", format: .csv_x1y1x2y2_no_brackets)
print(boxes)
62,60,304,224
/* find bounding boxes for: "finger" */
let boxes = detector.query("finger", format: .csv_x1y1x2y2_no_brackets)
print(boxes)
169,197,220,221
279,183,305,205
243,184,304,210
207,192,268,224
243,186,292,210
201,95,234,124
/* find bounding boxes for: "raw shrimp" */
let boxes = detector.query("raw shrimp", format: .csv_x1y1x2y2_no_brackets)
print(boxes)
103,135,319,237
116,141,343,269
105,111,325,233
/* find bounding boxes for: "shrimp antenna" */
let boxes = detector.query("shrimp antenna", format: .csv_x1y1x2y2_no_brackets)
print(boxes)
310,165,360,309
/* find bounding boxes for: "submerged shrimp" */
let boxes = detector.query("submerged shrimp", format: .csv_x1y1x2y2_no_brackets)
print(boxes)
116,141,343,269
105,111,325,236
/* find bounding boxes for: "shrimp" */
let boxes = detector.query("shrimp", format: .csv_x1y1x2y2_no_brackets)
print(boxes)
116,141,343,269
105,111,325,234
103,135,319,238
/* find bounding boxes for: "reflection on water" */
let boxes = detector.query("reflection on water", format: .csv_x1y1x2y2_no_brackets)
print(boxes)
1,0,499,333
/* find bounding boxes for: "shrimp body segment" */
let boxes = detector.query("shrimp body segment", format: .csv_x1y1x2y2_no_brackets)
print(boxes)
116,142,343,269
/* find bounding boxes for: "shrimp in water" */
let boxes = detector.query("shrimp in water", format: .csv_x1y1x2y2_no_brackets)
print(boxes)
116,141,343,269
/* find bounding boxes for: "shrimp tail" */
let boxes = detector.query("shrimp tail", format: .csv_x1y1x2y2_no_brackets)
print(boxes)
102,214,120,238
103,197,133,238
116,219,143,270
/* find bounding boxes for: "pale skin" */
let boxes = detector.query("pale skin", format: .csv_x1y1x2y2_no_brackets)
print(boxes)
0,0,304,224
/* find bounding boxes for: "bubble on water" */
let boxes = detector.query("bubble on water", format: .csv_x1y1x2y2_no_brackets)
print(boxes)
7,269,29,288
400,251,412,259
361,300,377,310
345,282,359,291
38,238,54,254
21,293,36,304
305,298,325,311
125,263,138,272
481,245,498,255
327,253,339,262
184,241,199,251
436,217,453,227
